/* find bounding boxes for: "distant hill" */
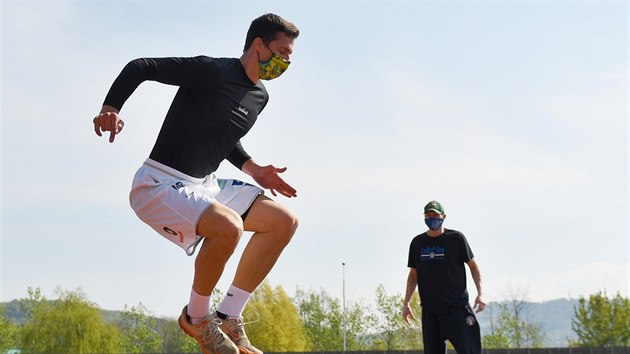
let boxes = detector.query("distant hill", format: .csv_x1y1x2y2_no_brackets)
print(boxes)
477,298,579,346
2,298,580,347
2,299,29,325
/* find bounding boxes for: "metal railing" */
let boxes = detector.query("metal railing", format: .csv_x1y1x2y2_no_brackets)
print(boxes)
269,348,630,354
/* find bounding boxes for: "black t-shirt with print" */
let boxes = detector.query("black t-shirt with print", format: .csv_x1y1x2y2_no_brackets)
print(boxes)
103,56,268,178
407,228,474,314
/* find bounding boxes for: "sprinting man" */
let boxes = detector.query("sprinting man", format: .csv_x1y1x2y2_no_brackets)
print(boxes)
403,200,485,354
93,13,299,354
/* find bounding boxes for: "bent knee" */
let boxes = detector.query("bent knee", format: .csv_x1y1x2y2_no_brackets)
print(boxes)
288,212,299,234
276,210,299,240
197,205,244,242
217,220,244,241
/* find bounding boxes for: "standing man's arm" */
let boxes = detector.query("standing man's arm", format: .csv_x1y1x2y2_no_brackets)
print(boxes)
467,258,486,313
402,267,418,324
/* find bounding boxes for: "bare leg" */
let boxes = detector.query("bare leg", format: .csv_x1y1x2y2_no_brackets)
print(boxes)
232,195,298,292
193,202,244,295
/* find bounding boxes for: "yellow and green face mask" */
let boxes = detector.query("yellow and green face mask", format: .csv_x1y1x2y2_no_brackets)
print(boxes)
258,53,290,80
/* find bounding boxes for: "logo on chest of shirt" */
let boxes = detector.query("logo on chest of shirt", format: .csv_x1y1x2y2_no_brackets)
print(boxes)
420,246,446,261
237,106,249,115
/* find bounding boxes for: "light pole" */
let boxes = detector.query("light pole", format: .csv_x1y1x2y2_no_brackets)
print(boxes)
342,262,347,352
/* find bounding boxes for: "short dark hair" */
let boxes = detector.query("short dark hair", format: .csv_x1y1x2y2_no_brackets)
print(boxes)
243,13,300,51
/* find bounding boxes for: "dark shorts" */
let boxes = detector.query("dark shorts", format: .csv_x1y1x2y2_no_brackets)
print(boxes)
421,304,481,354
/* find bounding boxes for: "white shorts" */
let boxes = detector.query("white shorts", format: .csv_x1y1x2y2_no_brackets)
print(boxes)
129,159,263,256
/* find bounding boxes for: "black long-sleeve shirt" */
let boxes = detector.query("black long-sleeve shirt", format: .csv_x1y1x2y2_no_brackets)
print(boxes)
103,56,268,178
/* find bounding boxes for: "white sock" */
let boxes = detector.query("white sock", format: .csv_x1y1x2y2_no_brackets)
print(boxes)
187,288,211,324
217,284,252,318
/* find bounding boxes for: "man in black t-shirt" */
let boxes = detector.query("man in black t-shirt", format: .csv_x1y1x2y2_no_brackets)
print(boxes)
93,14,299,354
403,200,486,354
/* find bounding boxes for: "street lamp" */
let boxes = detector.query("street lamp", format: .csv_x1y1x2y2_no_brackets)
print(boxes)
342,262,346,352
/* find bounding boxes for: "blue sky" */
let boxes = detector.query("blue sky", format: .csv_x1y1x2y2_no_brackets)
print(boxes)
2,1,628,318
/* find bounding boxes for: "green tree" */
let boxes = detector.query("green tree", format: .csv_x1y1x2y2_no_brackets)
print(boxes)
571,291,630,347
294,288,373,350
343,298,377,350
372,284,423,350
243,281,310,351
119,303,163,353
158,318,199,353
158,319,199,353
18,287,44,323
481,303,510,348
0,304,20,352
295,288,343,350
482,297,545,348
20,287,123,353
